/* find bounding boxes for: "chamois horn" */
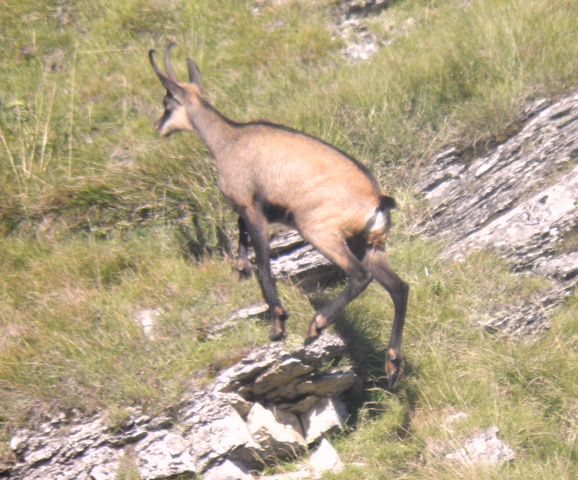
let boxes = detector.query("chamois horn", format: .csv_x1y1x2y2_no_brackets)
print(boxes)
148,49,165,82
164,41,178,82
149,45,184,96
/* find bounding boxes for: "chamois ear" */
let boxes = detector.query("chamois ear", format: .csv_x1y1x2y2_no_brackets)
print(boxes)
186,58,202,87
149,48,188,103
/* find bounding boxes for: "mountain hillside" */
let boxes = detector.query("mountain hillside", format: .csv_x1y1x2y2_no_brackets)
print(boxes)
1,1,577,478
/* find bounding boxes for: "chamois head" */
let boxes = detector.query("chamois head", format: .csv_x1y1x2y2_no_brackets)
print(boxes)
149,42,203,136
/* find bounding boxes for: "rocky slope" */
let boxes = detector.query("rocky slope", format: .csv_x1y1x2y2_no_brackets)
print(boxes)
419,90,578,338
6,335,354,479
6,88,576,480
4,4,577,473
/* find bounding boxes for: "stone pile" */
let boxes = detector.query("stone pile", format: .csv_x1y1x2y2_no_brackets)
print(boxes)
6,334,355,480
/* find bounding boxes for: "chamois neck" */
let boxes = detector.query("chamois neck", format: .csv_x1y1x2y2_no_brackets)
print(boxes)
188,98,237,156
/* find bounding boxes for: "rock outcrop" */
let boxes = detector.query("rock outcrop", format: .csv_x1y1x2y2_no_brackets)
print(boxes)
269,227,341,288
419,90,578,338
6,335,354,479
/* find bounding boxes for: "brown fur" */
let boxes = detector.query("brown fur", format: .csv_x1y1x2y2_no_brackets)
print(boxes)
149,44,409,389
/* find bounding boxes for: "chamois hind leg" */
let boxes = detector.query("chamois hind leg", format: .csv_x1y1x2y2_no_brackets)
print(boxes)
241,208,288,341
363,248,409,389
235,216,253,279
304,234,373,343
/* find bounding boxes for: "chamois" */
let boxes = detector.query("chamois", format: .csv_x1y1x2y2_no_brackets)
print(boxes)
149,43,409,388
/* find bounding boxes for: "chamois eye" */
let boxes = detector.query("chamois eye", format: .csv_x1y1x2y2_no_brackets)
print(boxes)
164,96,181,109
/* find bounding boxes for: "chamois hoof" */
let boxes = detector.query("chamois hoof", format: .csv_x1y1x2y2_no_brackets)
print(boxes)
234,259,253,280
237,268,252,280
269,329,287,341
269,308,288,341
304,315,326,346
385,348,403,390
303,334,319,346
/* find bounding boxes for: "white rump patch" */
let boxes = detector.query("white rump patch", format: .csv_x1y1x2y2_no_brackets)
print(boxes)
365,209,386,233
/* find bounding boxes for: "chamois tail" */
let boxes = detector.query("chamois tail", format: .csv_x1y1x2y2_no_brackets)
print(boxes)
378,195,397,211
365,196,395,251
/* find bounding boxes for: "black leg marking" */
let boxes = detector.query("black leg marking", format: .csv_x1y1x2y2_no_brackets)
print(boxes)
304,233,373,343
363,248,409,389
235,216,253,279
241,208,288,341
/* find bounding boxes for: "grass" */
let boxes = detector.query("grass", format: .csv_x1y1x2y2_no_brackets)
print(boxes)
1,0,577,477
326,291,578,480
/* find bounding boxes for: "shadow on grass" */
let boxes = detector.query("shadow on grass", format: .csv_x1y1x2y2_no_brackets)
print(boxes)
307,287,418,431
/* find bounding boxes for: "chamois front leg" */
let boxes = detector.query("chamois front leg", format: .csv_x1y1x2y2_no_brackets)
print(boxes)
242,208,288,341
235,216,253,279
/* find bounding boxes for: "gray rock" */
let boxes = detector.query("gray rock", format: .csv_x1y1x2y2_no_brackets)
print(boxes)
209,303,269,339
301,397,348,444
7,334,356,479
133,309,161,339
310,438,344,475
9,431,29,455
179,390,258,472
214,343,287,394
214,334,353,405
246,403,307,462
270,239,340,288
277,395,321,415
258,437,345,480
420,90,578,338
445,427,515,466
204,459,254,480
261,367,356,404
136,431,196,479
252,358,315,397
292,333,349,367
